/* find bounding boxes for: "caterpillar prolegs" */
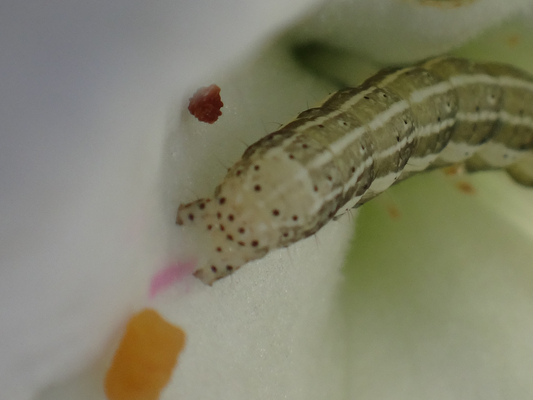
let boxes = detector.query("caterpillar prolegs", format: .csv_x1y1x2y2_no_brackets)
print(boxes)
177,56,533,285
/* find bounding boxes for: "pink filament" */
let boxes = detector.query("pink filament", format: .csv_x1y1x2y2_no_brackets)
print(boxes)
149,260,196,297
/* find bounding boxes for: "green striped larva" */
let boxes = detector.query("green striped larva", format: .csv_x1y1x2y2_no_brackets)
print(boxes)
177,57,533,285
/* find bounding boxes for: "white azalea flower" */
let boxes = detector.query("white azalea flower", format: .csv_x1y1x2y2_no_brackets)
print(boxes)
2,1,533,400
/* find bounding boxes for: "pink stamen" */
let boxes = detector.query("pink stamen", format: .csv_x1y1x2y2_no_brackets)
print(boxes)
149,260,196,298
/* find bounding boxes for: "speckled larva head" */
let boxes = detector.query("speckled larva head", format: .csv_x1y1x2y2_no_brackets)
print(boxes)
177,139,320,285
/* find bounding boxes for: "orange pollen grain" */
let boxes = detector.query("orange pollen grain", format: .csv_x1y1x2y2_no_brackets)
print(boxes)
456,181,476,195
104,308,186,400
387,205,401,219
506,34,521,47
443,164,463,176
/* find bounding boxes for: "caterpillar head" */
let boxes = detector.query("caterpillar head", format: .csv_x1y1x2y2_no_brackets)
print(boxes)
176,145,317,285
176,193,270,285
177,166,277,284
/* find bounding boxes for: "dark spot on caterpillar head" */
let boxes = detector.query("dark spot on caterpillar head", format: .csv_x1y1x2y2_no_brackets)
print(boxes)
254,165,260,171
217,212,222,219
216,247,222,252
226,265,233,271
188,213,194,221
351,167,356,173
207,224,212,230
403,120,408,125
228,214,234,221
318,124,324,128
396,136,400,142
254,184,261,191
236,170,242,176
238,227,245,234
289,154,295,159
361,145,365,150
251,240,259,247
283,232,289,237
381,93,387,98
343,122,348,126
302,143,308,149
219,197,226,205
211,266,218,273
364,96,370,100
327,175,333,181
227,234,233,241
292,215,298,221
437,117,441,122
238,241,245,246
220,224,225,231
272,209,280,216
199,203,205,210
314,185,319,192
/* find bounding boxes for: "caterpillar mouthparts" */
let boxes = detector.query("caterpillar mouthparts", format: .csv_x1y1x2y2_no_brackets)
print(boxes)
178,56,533,285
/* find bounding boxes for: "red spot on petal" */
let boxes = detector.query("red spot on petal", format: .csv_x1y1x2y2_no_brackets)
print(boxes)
188,84,223,124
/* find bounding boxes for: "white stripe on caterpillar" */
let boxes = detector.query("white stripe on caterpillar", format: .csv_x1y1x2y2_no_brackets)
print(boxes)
177,57,533,285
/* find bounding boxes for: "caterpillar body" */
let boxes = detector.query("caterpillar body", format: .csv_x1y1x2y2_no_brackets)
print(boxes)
177,57,533,285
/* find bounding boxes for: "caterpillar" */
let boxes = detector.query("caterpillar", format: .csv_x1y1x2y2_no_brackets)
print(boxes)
177,56,533,285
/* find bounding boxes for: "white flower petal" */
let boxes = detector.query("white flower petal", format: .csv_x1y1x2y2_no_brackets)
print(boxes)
4,1,533,399
1,1,318,399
